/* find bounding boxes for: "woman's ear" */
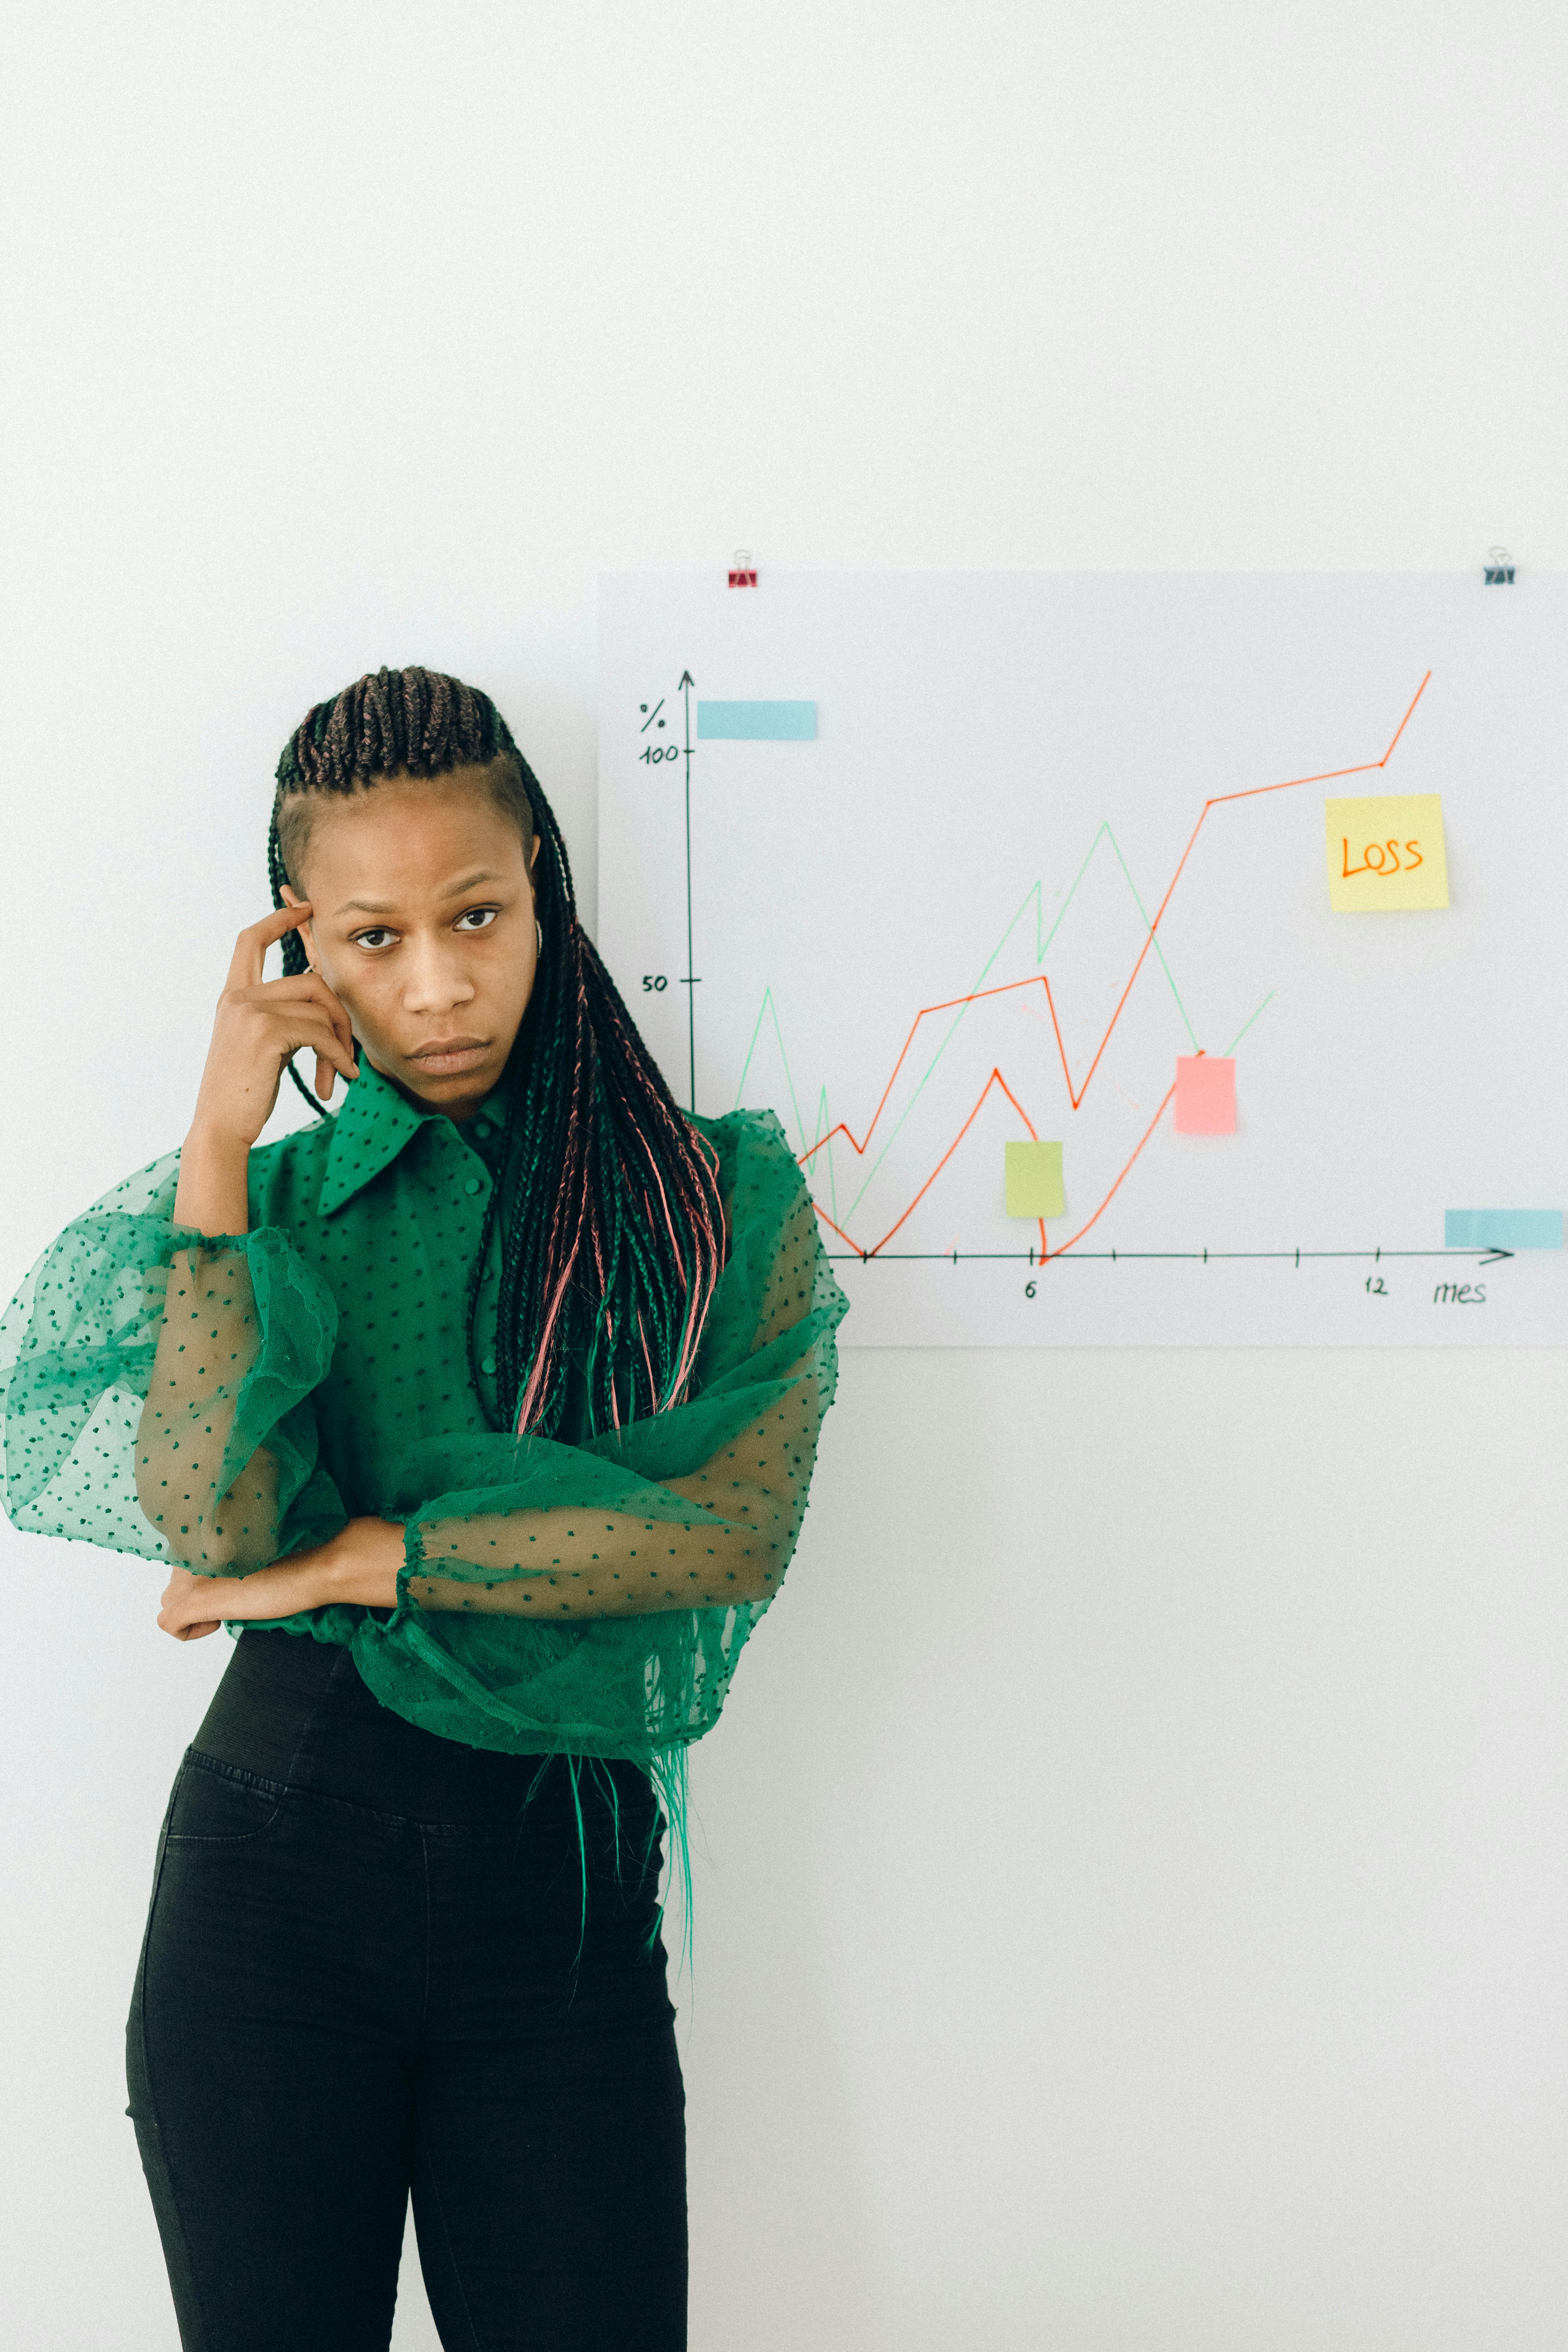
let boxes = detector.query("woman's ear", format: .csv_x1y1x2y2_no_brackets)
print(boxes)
277,883,318,973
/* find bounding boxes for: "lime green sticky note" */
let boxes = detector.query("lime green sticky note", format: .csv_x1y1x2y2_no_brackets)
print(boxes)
1324,792,1449,910
1005,1139,1064,1218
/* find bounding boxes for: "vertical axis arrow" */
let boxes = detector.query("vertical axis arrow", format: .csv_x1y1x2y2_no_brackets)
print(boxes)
679,670,696,1110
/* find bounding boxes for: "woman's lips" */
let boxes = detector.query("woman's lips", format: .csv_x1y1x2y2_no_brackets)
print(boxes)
408,1038,491,1073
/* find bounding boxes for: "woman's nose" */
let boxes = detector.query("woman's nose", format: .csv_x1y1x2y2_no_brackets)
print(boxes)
402,935,476,1014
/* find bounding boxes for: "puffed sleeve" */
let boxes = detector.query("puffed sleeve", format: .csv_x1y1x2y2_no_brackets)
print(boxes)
345,1107,848,1748
0,1149,347,1569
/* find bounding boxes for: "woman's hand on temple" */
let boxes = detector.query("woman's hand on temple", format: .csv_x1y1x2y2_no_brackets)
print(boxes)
174,905,359,1236
190,905,359,1150
157,1518,405,1640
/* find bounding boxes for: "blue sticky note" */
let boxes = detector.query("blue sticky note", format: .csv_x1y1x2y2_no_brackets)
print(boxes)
1444,1209,1563,1250
697,700,816,741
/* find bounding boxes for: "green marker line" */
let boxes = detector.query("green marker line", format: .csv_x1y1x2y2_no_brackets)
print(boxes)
812,1085,840,1224
734,997,841,1226
733,985,812,1153
843,825,1208,1219
1221,990,1276,1058
1034,829,1108,957
733,988,773,1108
1101,833,1200,1051
731,826,1272,1222
1027,824,1196,1042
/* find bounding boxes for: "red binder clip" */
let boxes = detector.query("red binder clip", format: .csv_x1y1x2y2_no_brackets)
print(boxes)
727,548,757,588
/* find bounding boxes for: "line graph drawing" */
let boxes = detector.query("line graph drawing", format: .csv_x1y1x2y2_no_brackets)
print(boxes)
599,571,1568,1346
750,674,1429,1263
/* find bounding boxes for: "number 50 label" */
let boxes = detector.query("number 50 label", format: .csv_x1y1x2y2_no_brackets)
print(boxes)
1324,792,1450,911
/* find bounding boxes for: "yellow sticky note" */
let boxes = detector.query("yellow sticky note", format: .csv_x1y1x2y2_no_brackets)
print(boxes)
1325,793,1448,910
1005,1139,1064,1218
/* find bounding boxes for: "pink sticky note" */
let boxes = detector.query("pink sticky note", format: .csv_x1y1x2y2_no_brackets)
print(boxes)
1174,1055,1236,1135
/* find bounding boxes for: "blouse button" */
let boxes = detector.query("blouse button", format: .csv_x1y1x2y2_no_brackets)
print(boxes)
481,1354,496,1376
464,1176,481,1195
474,1119,492,1139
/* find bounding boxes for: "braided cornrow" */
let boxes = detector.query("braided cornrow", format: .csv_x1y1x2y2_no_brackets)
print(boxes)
268,665,724,1439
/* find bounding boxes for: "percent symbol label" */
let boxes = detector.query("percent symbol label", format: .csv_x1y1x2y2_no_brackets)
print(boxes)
638,697,680,763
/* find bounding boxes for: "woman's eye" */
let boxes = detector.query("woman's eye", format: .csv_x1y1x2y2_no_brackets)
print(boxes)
454,907,499,932
353,928,396,951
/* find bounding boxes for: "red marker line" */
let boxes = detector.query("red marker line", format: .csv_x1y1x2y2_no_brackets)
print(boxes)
798,673,1431,1262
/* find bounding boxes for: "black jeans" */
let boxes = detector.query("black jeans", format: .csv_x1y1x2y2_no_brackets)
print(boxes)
126,1630,686,2352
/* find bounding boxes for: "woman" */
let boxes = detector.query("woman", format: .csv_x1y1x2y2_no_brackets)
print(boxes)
0,666,846,2351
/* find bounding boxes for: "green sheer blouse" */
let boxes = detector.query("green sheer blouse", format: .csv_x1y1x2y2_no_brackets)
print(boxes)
0,1062,847,1783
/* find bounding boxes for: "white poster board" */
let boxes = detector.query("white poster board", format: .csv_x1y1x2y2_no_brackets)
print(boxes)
599,572,1567,1346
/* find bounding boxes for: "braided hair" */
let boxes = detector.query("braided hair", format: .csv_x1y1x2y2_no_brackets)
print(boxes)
267,666,724,1442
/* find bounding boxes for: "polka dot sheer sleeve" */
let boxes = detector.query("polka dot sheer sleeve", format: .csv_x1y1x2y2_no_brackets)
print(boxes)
402,1196,835,1618
389,1111,847,1626
0,1107,847,1783
0,1151,342,1568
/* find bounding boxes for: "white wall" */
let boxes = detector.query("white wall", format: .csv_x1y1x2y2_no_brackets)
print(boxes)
2,5,1564,2346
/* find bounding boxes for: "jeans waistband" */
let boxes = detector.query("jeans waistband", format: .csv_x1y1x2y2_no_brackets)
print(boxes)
190,1629,629,1826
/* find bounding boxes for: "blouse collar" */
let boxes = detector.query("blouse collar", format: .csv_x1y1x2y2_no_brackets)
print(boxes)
316,1058,512,1218
316,1059,430,1218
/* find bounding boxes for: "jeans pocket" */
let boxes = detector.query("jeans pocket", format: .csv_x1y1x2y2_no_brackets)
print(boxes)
165,1748,286,1843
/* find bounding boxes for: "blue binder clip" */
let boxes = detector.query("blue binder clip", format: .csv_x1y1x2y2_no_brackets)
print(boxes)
1484,545,1515,584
